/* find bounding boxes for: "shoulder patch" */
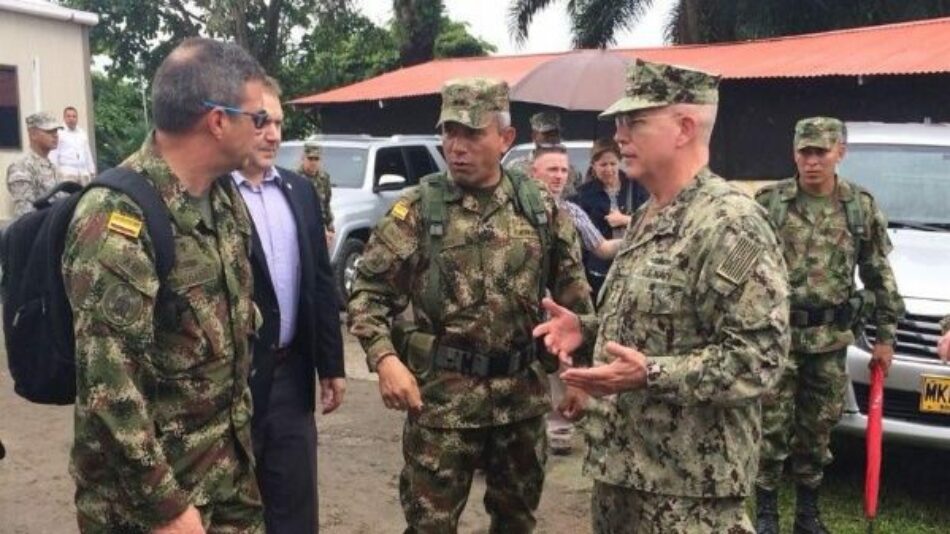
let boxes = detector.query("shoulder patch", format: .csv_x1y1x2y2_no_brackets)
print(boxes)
107,211,143,239
391,199,411,221
716,235,763,285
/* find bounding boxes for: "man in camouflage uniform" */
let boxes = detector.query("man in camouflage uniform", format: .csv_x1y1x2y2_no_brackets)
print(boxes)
6,111,63,217
298,137,335,244
506,110,584,196
63,38,268,534
754,117,904,534
533,58,790,533
938,316,950,361
347,78,595,533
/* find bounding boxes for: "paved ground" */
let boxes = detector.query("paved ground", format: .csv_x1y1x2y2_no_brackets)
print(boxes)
0,326,592,534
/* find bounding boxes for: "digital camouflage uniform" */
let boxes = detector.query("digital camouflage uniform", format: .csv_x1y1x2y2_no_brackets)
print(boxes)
6,111,64,217
63,135,263,533
755,117,904,494
348,78,595,533
581,59,790,534
298,139,335,232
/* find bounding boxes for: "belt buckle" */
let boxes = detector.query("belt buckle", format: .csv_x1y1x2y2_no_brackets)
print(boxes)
471,353,491,377
440,347,463,372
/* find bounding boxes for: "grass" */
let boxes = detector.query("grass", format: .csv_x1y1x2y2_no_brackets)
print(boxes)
755,434,950,533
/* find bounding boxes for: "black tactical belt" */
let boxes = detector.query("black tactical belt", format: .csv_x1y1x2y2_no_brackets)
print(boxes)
790,303,852,328
432,343,536,378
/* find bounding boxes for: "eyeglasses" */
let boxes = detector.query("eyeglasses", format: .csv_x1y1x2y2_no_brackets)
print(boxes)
202,100,269,129
615,111,677,130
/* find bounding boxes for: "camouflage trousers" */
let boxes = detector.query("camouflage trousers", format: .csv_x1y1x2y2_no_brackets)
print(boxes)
757,347,848,491
591,481,754,534
75,457,263,533
400,415,547,533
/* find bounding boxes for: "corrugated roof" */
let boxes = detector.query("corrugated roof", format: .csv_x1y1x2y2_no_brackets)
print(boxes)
291,16,950,105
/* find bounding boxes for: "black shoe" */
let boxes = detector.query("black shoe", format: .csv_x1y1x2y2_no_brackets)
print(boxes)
755,486,779,534
793,484,831,534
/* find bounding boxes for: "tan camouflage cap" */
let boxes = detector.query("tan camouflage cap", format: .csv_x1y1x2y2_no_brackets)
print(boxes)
303,137,322,157
436,77,509,129
25,111,64,131
600,59,719,119
794,116,844,150
530,111,561,133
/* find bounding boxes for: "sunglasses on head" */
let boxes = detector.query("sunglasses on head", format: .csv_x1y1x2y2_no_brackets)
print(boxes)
202,100,269,129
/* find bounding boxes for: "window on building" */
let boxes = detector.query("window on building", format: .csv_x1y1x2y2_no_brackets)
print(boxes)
0,66,20,149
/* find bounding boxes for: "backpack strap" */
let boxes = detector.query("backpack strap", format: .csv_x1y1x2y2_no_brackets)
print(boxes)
420,176,447,335
766,186,790,229
90,168,176,282
508,170,551,304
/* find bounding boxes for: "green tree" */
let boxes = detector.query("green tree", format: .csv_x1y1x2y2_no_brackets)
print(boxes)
90,73,150,169
508,0,950,47
435,18,498,58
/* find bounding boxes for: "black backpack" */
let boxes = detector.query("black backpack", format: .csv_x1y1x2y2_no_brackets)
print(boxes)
0,168,175,405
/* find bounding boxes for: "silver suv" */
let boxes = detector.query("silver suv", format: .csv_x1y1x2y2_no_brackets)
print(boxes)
835,122,950,449
276,135,446,298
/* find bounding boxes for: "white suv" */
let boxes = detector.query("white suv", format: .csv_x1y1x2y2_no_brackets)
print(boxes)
276,135,446,298
835,122,950,449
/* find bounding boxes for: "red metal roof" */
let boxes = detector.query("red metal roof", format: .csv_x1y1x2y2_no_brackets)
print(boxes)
291,17,950,106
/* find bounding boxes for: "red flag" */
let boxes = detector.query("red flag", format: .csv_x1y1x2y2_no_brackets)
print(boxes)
865,363,884,522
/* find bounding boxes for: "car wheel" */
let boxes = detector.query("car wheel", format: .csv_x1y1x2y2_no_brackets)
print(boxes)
335,237,365,302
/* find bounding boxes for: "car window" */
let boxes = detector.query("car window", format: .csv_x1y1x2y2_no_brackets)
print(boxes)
275,145,303,170
839,144,950,225
404,146,439,184
323,146,369,189
374,147,410,183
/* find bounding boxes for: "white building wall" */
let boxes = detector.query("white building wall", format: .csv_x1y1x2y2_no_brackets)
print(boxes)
0,7,95,220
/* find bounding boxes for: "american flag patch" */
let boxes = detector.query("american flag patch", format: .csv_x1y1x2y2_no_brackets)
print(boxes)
716,236,762,285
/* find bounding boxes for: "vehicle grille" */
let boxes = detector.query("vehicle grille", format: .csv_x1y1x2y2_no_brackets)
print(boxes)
853,382,950,427
865,312,943,360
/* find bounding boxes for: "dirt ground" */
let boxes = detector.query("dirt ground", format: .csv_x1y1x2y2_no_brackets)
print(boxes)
0,327,593,534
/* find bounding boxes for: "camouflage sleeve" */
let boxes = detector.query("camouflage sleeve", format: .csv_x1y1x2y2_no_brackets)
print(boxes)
647,202,790,406
6,161,35,217
546,195,597,365
318,170,334,231
62,189,191,525
346,189,421,371
941,315,950,335
856,193,904,345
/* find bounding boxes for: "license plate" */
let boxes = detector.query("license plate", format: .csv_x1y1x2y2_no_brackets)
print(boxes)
920,375,950,414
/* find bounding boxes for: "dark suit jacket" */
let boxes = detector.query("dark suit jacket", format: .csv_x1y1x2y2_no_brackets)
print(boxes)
243,167,344,419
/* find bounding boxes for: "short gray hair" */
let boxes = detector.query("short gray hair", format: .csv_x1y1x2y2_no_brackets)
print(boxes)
151,38,267,133
495,111,511,129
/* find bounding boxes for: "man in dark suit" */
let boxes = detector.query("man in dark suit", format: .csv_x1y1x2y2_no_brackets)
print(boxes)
232,77,346,533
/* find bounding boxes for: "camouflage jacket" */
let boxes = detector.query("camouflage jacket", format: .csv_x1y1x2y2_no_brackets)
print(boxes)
5,149,60,217
300,167,334,231
756,177,904,353
63,136,260,528
348,169,595,428
582,169,789,498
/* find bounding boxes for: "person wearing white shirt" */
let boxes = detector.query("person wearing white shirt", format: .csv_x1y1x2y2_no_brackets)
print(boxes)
49,106,95,184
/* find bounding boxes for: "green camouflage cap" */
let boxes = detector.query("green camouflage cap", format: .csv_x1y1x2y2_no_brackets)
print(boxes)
600,59,719,119
530,111,561,133
303,137,322,157
25,111,64,130
436,77,509,129
794,116,844,150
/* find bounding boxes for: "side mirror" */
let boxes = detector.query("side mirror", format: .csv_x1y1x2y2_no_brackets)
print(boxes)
375,173,406,192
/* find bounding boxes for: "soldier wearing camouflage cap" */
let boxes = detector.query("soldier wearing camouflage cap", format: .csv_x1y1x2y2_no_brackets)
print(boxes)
5,111,64,217
754,117,903,534
348,77,595,532
298,137,335,242
534,58,789,533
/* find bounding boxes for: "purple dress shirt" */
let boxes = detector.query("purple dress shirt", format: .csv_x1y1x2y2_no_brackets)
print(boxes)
232,168,301,348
